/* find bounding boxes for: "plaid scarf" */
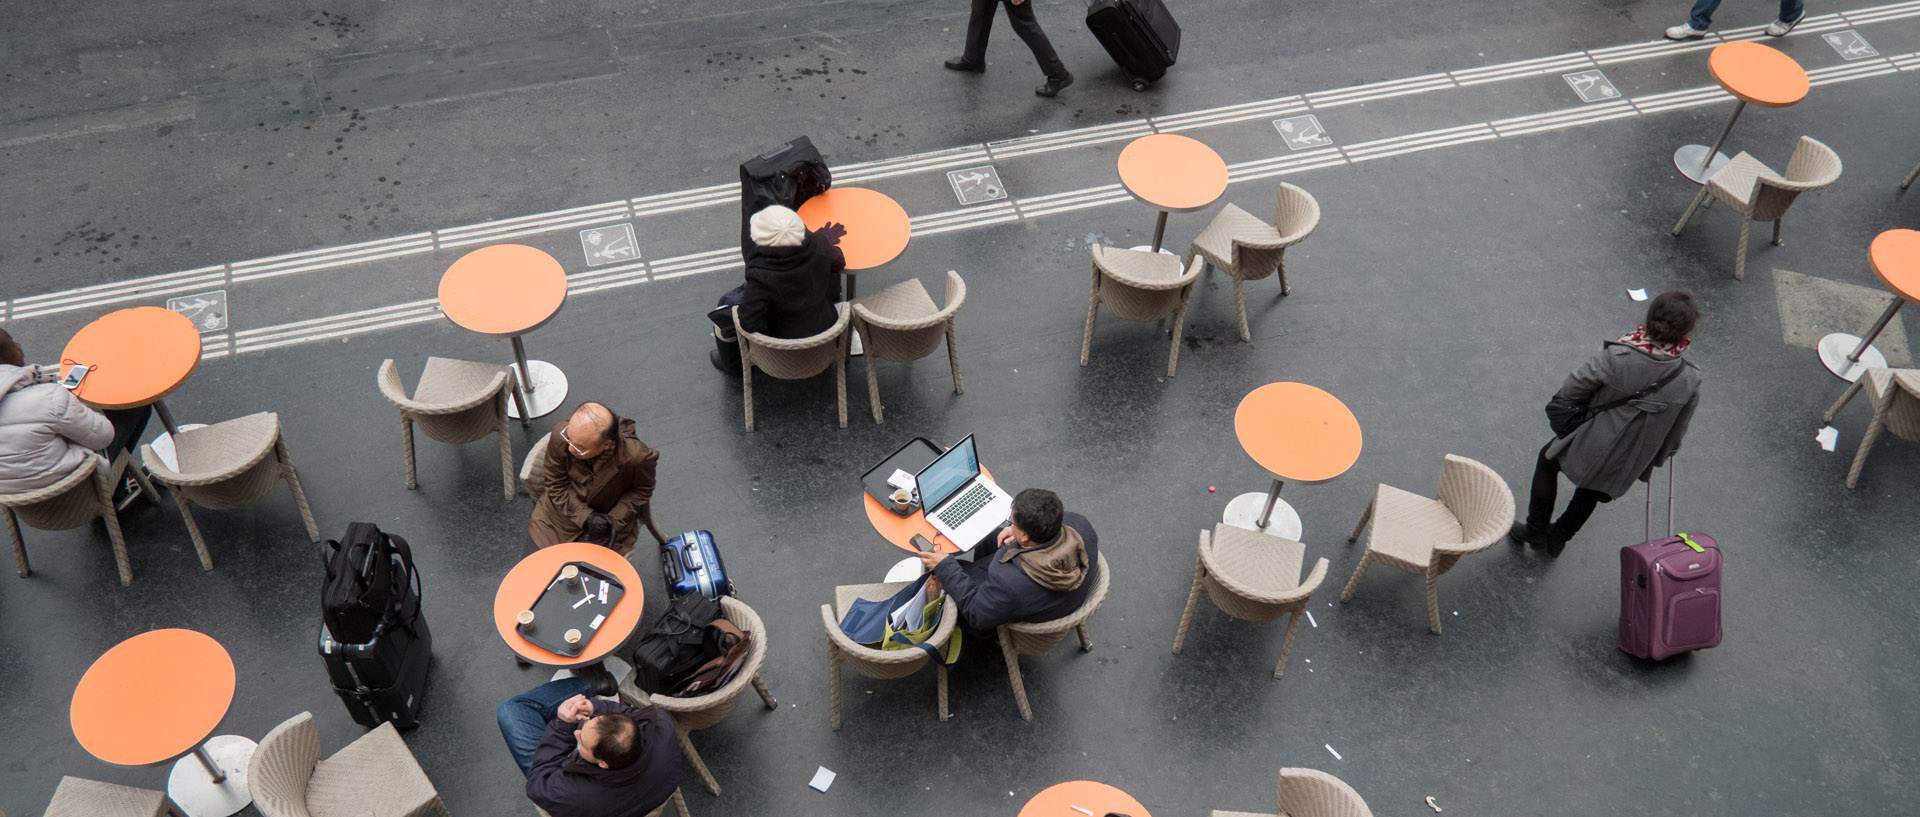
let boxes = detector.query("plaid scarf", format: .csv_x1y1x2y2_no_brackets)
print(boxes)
1617,325,1689,357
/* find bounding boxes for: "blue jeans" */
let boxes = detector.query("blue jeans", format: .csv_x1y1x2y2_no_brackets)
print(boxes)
1689,0,1804,29
497,677,589,775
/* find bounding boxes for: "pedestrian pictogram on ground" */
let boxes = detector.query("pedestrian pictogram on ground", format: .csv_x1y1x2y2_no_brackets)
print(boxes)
1273,115,1333,150
1562,69,1621,103
1824,30,1879,60
579,224,639,267
167,290,228,332
947,166,1007,205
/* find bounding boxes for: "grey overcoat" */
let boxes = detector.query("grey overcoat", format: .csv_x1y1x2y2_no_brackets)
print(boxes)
1544,342,1703,499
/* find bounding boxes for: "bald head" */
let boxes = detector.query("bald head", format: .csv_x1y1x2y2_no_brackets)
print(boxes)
561,402,616,459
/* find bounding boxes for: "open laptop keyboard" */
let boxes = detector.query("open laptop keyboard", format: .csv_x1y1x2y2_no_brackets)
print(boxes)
936,484,993,528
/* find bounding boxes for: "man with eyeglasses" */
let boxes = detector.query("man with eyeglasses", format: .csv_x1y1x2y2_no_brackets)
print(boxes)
526,402,659,555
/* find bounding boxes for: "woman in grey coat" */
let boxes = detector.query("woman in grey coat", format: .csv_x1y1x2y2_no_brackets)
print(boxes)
1512,292,1703,556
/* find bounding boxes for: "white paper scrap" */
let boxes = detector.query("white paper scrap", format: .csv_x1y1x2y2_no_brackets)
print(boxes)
887,468,916,490
1627,288,1648,301
1306,611,1318,628
1816,425,1839,452
598,581,609,603
589,613,605,629
572,595,592,609
1325,743,1343,760
809,767,836,792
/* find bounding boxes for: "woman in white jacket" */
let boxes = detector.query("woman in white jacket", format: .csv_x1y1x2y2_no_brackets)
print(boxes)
0,329,147,499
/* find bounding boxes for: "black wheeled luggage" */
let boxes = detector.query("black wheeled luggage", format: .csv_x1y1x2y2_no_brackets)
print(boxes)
320,612,432,728
739,137,831,254
1085,0,1181,90
317,522,432,728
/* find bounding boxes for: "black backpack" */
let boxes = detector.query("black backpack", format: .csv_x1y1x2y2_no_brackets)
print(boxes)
321,522,419,644
628,593,721,696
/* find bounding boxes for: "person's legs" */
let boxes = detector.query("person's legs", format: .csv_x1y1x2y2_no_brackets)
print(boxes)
1002,0,1068,79
102,407,151,460
961,0,999,63
1524,443,1563,532
1688,0,1721,30
497,677,591,775
1548,488,1610,542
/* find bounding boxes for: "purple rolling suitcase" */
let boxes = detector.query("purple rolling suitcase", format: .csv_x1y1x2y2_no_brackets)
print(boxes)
1619,464,1722,660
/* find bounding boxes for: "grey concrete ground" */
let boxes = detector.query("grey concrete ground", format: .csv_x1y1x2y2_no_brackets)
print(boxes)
5,0,1920,815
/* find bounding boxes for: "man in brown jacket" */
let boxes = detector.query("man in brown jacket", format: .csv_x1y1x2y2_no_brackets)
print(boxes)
527,402,660,555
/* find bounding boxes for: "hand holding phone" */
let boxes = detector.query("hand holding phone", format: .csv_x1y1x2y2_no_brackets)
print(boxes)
910,534,937,553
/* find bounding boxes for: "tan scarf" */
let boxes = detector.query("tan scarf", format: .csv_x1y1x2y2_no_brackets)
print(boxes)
998,525,1089,591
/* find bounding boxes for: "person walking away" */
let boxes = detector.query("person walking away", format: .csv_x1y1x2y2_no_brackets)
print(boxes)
945,0,1075,97
1511,292,1703,556
1667,0,1805,39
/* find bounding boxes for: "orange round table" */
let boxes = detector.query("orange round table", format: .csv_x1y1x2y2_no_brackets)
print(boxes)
1224,382,1364,538
864,465,998,557
71,629,254,817
62,306,201,430
1020,781,1152,817
1819,229,1920,380
495,541,646,668
799,187,911,302
439,243,570,420
1118,134,1230,253
1675,41,1809,183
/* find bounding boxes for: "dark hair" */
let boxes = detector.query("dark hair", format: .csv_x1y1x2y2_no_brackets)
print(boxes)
1645,291,1700,346
1010,489,1064,544
587,712,639,769
0,328,21,367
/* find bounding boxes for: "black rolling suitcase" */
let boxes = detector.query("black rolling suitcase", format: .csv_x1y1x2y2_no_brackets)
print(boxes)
1085,0,1181,90
318,523,432,728
738,136,831,255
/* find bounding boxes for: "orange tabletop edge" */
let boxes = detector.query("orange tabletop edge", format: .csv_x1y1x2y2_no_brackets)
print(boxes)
61,307,202,410
438,244,570,336
1019,781,1152,817
797,187,912,271
1708,41,1809,107
494,542,646,667
1869,229,1920,301
1234,382,1364,484
70,629,235,767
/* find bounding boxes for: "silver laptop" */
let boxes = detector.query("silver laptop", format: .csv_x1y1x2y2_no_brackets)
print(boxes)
916,435,1014,548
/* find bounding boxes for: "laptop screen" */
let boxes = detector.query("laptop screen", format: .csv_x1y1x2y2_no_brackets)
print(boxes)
916,435,981,511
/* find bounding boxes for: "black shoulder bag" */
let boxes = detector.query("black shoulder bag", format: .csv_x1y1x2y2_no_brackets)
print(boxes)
1545,362,1686,438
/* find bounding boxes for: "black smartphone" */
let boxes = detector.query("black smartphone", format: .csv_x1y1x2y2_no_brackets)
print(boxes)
910,534,937,553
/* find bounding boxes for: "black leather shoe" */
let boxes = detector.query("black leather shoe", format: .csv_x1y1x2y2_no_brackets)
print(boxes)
1035,71,1073,97
944,57,986,73
574,663,618,698
710,349,740,375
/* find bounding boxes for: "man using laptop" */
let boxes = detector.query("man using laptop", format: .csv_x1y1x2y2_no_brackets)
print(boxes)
916,487,1099,636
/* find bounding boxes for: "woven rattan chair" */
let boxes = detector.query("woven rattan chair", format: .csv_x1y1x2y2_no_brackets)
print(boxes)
249,711,450,817
141,412,320,566
1082,245,1202,377
996,553,1110,721
732,304,850,430
1822,367,1920,488
377,357,523,500
1187,183,1322,341
1671,135,1842,280
850,271,966,424
618,596,777,795
1211,767,1374,817
1173,525,1330,679
821,580,960,729
45,776,184,817
518,431,666,545
4,451,160,586
1340,454,1514,634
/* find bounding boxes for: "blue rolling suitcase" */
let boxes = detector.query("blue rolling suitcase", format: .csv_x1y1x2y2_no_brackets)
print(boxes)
661,530,735,600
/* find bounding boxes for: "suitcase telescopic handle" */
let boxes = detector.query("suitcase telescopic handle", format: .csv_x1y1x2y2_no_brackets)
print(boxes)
1644,459,1676,541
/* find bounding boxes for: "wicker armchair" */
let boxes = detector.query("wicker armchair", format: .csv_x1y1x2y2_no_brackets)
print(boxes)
850,271,966,424
821,580,960,729
518,432,666,545
1173,525,1329,679
1187,183,1322,341
618,596,777,795
1212,767,1374,817
732,304,850,430
1341,454,1513,634
1822,367,1920,488
377,357,523,500
1081,246,1203,377
4,450,162,586
44,776,184,817
1671,135,1842,279
141,412,320,566
997,553,1110,721
249,712,450,817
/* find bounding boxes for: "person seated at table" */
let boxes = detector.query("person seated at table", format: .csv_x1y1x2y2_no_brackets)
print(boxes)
0,328,151,507
708,204,846,373
497,677,682,817
915,488,1100,637
527,402,658,555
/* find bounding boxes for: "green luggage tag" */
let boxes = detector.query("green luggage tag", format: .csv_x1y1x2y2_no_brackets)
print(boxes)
1677,532,1704,553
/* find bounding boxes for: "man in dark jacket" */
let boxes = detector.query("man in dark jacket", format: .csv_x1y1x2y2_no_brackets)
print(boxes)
915,488,1099,636
527,402,659,555
497,677,682,817
1512,291,1703,556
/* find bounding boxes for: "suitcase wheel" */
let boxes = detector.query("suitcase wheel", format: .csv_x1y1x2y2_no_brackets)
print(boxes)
1131,78,1151,91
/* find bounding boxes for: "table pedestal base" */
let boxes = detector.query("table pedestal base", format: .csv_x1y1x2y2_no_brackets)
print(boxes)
1128,245,1179,258
1818,332,1889,381
884,556,924,582
168,735,256,817
1673,145,1731,184
145,423,210,472
508,360,570,420
1222,491,1303,540
849,332,865,357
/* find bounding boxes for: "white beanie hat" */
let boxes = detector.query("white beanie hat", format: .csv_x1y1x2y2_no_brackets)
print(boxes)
749,205,807,248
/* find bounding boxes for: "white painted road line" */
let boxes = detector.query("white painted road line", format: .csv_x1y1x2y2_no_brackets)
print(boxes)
987,120,1152,159
1492,101,1639,137
9,265,227,321
1453,52,1594,86
839,145,993,184
231,235,436,283
1306,73,1456,109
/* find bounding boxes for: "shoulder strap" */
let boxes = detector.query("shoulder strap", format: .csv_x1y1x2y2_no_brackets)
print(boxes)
1588,360,1687,419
